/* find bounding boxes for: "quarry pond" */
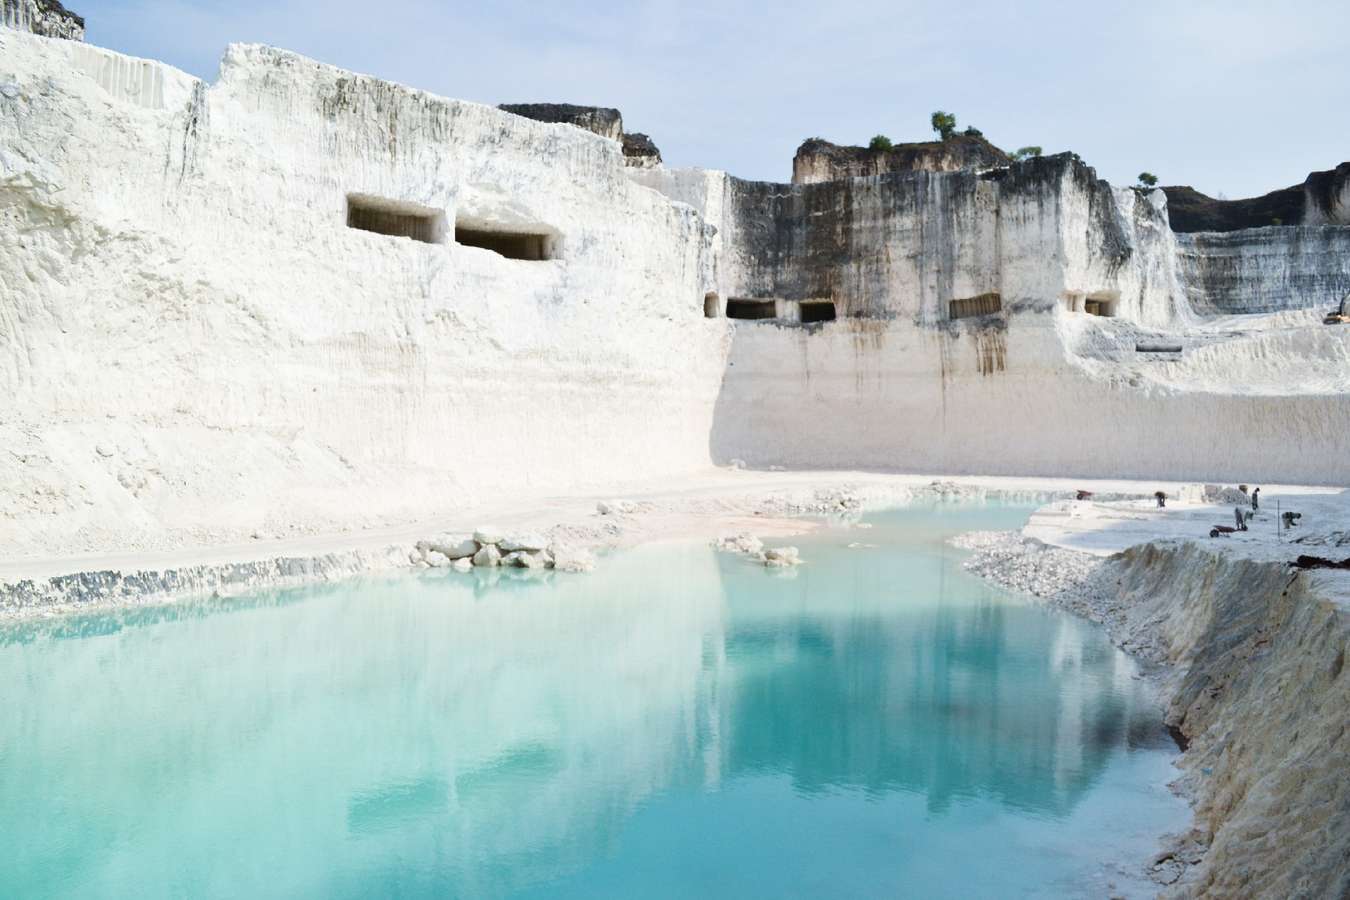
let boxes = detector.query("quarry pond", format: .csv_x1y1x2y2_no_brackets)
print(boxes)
0,503,1189,899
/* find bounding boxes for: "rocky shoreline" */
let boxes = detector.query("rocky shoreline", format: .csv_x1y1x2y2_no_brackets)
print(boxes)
0,477,1086,620
955,529,1350,898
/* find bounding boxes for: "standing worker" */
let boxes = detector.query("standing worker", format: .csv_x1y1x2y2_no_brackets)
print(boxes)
1251,487,1261,511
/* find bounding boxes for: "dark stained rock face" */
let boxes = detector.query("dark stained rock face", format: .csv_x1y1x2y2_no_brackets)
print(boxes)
792,134,1011,184
717,152,1132,320
1175,227,1350,315
498,103,623,141
1,0,84,39
499,102,662,168
1162,163,1350,232
621,132,661,168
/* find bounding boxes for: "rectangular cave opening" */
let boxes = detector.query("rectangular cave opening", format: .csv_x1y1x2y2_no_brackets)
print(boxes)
948,293,1003,320
799,301,837,324
726,299,778,320
1085,298,1116,317
346,194,446,244
454,224,554,261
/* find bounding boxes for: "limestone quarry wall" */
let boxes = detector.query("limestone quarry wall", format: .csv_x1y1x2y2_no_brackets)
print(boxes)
706,318,1350,484
1177,226,1350,315
639,155,1189,329
635,154,1350,486
0,31,729,556
4,24,1350,558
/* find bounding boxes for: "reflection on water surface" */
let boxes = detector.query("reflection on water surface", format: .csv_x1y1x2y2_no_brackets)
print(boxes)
0,503,1185,899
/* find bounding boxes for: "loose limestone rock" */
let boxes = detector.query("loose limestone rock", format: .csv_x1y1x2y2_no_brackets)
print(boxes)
714,532,764,556
500,533,548,552
430,535,478,559
550,545,596,573
472,544,501,567
425,550,451,568
451,557,473,573
764,546,801,568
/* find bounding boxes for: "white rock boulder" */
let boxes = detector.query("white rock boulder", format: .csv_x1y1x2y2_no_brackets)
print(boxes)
714,532,764,556
764,546,801,567
550,545,596,573
472,544,502,567
430,535,478,559
500,533,548,552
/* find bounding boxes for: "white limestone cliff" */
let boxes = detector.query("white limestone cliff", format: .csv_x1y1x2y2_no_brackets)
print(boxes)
0,31,729,558
2,25,1349,562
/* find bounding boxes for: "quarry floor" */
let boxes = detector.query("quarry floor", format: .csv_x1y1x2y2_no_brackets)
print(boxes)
2,467,1345,598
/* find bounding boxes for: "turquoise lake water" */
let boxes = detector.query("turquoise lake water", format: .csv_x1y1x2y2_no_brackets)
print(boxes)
0,503,1188,898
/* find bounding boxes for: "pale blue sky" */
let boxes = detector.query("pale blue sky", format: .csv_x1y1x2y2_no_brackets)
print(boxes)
73,0,1349,197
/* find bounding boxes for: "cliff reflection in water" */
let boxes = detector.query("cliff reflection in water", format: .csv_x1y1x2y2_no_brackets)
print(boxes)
0,504,1179,898
711,534,1162,816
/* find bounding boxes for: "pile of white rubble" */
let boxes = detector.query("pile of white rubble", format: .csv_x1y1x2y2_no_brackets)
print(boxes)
411,527,596,573
714,533,802,567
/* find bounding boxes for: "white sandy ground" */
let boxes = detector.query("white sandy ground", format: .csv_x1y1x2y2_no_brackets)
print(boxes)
957,482,1350,661
3,466,1346,616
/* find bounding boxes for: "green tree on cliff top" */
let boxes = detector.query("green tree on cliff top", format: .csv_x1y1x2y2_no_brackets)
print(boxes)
931,111,957,141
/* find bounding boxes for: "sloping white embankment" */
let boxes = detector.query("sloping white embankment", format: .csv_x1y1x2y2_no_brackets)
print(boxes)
961,494,1350,898
0,30,729,559
1107,544,1349,898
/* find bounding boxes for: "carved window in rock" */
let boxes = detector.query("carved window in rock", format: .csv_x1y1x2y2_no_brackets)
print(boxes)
454,225,555,261
346,195,446,244
948,293,1003,320
799,301,837,324
726,299,778,320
